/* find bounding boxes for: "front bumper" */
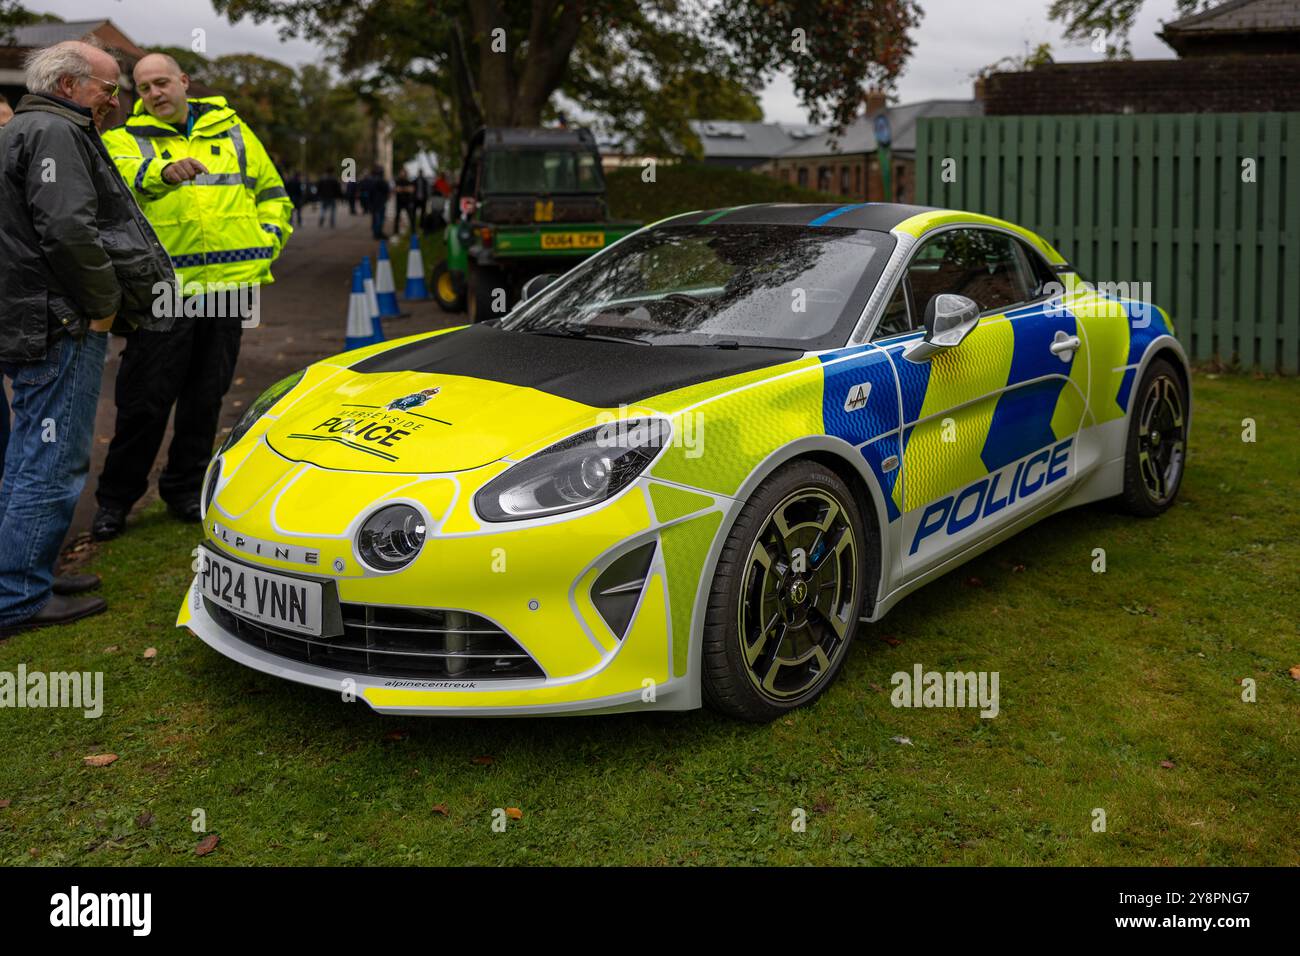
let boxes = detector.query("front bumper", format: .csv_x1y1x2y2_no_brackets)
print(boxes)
179,578,696,715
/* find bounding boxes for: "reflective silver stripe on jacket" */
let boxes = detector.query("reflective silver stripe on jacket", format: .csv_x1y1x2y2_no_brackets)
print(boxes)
228,125,255,188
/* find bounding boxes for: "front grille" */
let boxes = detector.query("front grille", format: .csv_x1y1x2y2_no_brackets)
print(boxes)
207,599,544,681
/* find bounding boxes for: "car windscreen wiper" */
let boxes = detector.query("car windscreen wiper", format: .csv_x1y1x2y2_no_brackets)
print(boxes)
525,324,651,345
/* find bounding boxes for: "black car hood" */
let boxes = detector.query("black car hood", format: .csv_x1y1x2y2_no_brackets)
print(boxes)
350,323,799,407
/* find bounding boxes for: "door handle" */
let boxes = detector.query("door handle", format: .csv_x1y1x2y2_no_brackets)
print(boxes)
1050,332,1081,361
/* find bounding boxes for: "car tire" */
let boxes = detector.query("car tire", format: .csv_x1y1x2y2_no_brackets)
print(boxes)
701,460,868,722
467,264,507,323
431,261,465,313
1117,357,1188,517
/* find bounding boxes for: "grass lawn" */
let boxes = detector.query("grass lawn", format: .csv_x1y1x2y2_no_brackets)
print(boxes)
1,370,1297,867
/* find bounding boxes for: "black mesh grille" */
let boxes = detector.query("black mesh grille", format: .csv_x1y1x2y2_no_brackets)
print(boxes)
207,599,544,681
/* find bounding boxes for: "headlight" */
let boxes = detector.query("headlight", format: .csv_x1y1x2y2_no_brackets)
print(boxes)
219,368,306,453
200,457,221,520
357,504,427,571
475,418,670,522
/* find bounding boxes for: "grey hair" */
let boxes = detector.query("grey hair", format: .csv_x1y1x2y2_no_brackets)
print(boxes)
23,40,102,96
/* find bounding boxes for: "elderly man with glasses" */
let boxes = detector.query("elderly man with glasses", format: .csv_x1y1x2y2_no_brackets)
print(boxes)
0,40,176,636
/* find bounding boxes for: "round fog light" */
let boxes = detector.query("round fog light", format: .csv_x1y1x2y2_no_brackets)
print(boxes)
357,504,426,571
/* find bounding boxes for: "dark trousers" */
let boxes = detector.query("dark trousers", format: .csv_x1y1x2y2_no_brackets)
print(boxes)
96,310,242,513
371,202,387,239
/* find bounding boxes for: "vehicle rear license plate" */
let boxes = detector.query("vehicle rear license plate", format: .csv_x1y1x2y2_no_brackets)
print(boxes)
541,232,604,250
198,547,323,636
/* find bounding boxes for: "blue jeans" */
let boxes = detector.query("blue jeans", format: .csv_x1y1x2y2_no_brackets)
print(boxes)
319,199,336,227
0,330,108,625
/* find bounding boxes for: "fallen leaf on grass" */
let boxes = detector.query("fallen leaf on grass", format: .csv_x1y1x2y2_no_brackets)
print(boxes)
103,645,119,653
1289,665,1300,681
135,811,154,828
0,799,10,809
891,736,913,746
879,635,902,648
431,804,449,816
83,754,118,767
1012,564,1026,573
142,647,157,659
1159,760,1175,770
383,729,409,741
868,682,884,693
963,576,984,588
195,834,220,856
471,755,494,765
505,807,523,820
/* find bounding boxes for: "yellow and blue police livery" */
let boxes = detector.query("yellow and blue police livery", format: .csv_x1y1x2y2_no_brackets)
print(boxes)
178,203,1189,721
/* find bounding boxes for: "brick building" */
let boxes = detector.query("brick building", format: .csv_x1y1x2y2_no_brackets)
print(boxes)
0,19,146,127
984,0,1300,115
760,95,983,202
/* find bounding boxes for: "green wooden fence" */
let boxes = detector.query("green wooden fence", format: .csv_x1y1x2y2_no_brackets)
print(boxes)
915,114,1300,373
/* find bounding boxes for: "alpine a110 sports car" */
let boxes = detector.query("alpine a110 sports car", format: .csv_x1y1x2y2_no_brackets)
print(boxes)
178,203,1190,721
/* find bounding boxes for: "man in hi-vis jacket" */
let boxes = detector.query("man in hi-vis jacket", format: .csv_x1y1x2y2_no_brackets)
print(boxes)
93,52,293,540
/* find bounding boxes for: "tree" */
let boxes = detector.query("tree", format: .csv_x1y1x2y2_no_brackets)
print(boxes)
972,42,1054,81
1048,0,1218,58
211,0,923,157
0,1,60,45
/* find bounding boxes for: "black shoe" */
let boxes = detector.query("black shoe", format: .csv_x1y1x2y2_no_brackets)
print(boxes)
0,594,108,637
91,506,127,541
167,499,202,523
53,573,102,595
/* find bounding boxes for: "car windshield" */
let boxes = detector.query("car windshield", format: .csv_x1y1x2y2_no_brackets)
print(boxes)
499,223,894,349
482,149,604,194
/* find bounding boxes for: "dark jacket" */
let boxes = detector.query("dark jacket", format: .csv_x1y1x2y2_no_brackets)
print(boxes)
0,94,176,362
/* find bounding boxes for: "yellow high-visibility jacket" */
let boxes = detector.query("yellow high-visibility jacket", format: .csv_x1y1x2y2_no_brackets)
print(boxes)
102,95,293,289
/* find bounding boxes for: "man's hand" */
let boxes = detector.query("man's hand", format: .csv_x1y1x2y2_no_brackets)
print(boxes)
162,158,208,184
90,314,115,333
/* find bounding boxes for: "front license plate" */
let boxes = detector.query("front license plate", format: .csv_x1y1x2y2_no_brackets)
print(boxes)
198,547,323,636
541,231,604,250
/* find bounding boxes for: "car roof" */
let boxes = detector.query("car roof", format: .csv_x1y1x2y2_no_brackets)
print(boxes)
663,202,942,232
477,126,597,148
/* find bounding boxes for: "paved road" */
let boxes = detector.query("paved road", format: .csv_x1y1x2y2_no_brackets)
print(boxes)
60,204,456,555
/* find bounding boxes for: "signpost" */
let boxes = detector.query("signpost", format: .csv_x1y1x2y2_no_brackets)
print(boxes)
874,112,892,202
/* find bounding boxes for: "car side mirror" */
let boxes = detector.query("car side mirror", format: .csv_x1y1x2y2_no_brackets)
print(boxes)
904,293,980,363
521,274,558,301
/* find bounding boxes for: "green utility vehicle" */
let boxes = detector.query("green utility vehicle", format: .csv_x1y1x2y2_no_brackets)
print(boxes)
432,127,641,321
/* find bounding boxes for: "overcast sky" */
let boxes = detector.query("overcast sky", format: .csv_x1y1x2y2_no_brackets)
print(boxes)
37,0,1186,119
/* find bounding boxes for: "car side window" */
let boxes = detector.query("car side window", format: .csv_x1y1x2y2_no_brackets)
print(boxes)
872,280,913,340
1013,240,1061,301
905,228,1037,317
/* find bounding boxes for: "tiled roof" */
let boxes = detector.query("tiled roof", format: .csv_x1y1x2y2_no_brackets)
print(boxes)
774,99,984,159
1162,0,1300,34
6,19,109,47
688,120,826,159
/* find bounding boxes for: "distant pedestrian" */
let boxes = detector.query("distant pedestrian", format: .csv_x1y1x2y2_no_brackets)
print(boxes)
0,41,175,636
394,170,416,234
413,170,429,226
433,170,451,197
366,166,390,239
345,177,358,214
316,170,341,227
286,170,304,227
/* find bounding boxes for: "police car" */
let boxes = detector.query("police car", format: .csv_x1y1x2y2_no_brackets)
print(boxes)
179,203,1189,721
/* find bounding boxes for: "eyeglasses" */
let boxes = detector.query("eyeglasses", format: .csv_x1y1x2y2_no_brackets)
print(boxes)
85,74,120,98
